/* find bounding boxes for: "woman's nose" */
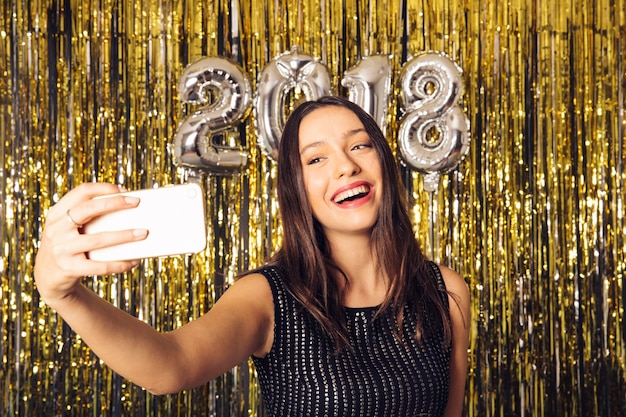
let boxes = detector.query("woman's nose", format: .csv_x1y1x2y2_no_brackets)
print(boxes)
335,153,361,177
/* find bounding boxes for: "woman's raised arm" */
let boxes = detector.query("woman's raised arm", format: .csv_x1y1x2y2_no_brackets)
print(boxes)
34,182,273,394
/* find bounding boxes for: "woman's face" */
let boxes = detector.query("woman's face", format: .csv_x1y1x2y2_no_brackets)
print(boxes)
298,105,383,240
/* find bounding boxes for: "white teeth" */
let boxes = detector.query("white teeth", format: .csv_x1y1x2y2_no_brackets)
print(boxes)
333,185,369,203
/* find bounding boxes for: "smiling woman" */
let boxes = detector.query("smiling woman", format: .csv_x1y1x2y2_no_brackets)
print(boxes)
250,96,471,416
298,105,382,237
33,96,469,417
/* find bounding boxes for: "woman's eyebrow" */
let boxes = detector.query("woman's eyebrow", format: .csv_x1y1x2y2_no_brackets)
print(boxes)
343,127,367,138
299,140,327,155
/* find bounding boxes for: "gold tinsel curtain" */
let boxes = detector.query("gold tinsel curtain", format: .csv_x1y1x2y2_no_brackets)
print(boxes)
1,0,624,416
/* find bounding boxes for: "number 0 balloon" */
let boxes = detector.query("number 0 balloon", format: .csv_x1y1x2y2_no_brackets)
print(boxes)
255,46,332,160
398,52,470,192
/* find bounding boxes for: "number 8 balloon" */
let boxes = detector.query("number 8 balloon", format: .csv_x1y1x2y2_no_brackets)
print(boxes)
398,52,470,192
174,57,252,174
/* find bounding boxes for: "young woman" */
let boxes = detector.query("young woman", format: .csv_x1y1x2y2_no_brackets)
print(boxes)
34,95,470,416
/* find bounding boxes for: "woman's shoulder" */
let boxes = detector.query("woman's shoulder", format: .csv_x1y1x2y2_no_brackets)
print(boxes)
435,264,468,295
229,265,291,316
218,270,274,310
239,264,286,294
434,263,470,327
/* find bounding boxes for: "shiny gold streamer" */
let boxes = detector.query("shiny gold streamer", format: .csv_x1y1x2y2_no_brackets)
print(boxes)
1,0,625,416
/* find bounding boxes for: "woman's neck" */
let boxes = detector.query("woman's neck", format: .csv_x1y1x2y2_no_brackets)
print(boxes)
326,234,388,308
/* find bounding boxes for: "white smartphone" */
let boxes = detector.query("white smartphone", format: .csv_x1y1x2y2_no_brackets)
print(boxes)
83,183,207,261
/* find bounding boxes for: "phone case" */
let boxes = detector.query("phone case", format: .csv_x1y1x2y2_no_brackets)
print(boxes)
83,183,207,261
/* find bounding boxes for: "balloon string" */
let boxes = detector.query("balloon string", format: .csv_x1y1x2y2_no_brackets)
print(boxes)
429,190,436,262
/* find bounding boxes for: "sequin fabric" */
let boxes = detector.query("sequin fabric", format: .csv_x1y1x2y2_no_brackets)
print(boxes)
252,263,451,417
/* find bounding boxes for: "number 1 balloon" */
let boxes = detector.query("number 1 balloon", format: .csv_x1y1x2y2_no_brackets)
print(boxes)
342,54,392,134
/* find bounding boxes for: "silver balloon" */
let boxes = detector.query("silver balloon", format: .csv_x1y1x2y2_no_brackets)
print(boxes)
254,46,332,160
342,54,392,133
398,52,470,192
174,56,252,174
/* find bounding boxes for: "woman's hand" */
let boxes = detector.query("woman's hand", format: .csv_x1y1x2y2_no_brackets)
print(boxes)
34,182,147,307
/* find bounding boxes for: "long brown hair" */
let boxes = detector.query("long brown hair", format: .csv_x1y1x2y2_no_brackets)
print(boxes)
265,95,451,349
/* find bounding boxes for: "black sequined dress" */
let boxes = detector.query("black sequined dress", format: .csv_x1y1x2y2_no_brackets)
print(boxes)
251,263,451,417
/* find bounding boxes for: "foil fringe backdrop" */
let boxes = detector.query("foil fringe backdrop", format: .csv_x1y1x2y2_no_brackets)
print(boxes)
0,0,624,416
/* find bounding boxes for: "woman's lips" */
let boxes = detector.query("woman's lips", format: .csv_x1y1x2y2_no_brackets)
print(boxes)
331,182,372,205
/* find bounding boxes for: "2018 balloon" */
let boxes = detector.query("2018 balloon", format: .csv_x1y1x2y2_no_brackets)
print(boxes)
174,56,252,174
254,46,332,160
342,54,392,134
173,50,469,183
398,51,470,192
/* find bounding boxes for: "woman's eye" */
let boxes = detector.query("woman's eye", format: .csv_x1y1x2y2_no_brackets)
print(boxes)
353,143,372,151
307,157,323,165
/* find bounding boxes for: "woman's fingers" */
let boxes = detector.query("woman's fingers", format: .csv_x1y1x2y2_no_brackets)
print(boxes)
51,183,124,211
65,208,83,228
34,182,147,304
81,228,148,256
48,183,139,228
